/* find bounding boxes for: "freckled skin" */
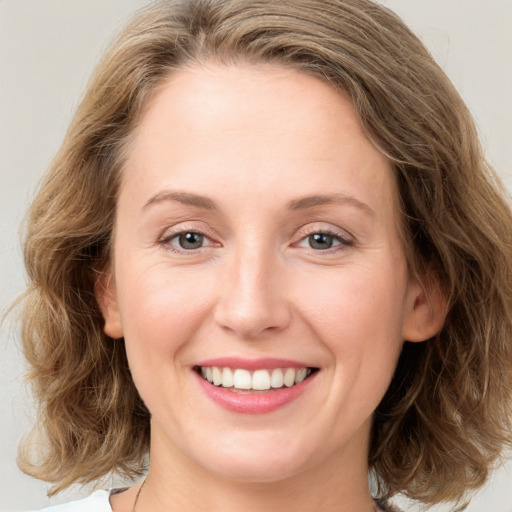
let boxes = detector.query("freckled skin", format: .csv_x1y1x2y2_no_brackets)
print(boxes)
101,64,433,512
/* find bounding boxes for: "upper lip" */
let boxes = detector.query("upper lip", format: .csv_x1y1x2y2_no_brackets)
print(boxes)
195,357,316,370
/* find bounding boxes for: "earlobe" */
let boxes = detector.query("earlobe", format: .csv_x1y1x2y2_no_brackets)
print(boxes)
94,269,124,339
402,275,447,343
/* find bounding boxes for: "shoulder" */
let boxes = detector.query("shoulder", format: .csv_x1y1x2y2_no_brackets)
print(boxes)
27,490,112,512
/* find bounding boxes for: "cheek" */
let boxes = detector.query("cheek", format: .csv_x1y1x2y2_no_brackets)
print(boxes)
301,267,406,340
113,267,217,414
296,258,408,390
114,258,216,362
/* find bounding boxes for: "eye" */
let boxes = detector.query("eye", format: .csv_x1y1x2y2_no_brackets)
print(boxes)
175,232,205,250
160,230,215,252
295,228,353,252
306,233,340,250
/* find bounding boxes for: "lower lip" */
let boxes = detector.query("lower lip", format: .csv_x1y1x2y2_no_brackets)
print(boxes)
195,371,316,414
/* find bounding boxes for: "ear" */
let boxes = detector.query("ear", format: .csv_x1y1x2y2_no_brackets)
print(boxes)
402,272,447,343
94,269,124,339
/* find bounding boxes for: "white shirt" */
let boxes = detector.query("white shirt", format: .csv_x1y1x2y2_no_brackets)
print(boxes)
28,489,397,512
29,490,112,512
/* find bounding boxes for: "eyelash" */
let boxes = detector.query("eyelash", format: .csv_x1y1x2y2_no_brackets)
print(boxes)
158,227,353,255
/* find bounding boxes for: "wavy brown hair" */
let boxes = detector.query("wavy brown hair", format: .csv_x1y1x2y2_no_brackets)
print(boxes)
19,0,512,506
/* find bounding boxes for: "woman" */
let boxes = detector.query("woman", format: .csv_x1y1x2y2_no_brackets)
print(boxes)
18,0,512,511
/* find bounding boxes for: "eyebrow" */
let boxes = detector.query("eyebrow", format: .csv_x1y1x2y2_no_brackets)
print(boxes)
286,194,375,216
142,190,374,216
143,191,218,211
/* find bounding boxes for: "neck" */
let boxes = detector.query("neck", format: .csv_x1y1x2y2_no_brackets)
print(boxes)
134,425,376,512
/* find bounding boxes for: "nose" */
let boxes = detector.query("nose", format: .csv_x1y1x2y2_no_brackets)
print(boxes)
213,246,291,340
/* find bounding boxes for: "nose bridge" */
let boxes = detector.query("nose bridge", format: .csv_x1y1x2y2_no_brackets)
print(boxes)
214,237,290,339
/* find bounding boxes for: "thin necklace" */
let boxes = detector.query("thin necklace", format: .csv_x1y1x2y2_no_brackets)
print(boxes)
132,478,146,512
132,481,381,512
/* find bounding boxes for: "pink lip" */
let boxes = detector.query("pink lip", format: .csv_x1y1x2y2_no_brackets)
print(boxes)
194,368,317,414
196,357,311,370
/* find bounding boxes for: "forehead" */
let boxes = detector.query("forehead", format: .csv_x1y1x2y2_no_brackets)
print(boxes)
132,63,367,151
122,63,396,215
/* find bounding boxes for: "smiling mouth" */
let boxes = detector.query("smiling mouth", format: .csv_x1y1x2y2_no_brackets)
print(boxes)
195,366,318,392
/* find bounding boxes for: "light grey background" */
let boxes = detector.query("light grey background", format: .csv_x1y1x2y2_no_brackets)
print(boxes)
1,1,511,511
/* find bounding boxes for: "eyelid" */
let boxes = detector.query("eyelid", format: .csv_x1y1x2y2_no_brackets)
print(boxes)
295,223,353,241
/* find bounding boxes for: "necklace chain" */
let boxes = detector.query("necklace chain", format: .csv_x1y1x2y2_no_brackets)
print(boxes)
132,478,146,512
131,479,381,512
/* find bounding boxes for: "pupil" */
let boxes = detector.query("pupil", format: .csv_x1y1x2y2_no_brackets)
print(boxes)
179,232,203,249
309,233,333,250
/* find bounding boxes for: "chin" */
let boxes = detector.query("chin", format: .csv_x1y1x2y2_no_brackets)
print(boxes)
189,432,318,484
203,455,306,484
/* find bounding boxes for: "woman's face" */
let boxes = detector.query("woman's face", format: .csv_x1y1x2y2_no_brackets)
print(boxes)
99,63,434,483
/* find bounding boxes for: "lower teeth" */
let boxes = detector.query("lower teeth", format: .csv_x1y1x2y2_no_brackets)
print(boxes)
222,387,281,393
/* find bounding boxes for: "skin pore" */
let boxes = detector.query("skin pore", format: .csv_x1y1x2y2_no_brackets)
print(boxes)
99,63,445,512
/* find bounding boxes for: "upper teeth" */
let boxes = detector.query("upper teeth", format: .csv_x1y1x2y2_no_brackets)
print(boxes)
200,367,311,390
